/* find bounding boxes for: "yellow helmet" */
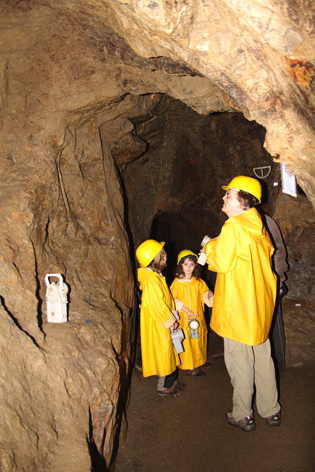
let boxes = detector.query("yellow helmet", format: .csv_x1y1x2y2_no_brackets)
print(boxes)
177,250,197,265
222,175,262,203
136,240,165,268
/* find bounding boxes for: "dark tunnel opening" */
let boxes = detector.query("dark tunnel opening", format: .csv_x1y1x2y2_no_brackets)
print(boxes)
120,93,279,260
150,212,217,289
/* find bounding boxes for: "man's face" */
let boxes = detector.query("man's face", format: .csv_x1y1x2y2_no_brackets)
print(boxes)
222,188,242,218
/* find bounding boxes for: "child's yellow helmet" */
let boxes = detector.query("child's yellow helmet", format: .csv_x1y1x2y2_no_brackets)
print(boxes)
177,250,197,265
222,176,262,203
136,240,165,268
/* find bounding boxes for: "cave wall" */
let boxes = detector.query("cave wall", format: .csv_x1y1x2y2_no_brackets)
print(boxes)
0,1,315,470
273,190,315,301
0,98,136,470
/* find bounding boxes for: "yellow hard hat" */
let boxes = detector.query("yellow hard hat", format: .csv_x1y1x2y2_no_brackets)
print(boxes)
222,175,262,203
177,250,197,265
136,240,165,268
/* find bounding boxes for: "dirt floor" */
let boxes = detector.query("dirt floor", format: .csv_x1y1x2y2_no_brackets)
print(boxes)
114,333,315,472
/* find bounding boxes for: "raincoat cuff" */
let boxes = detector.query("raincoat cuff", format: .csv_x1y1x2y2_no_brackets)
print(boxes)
161,316,177,329
204,293,214,307
175,299,185,312
171,309,180,321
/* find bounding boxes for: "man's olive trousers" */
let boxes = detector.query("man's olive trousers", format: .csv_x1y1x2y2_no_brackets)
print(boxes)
224,337,280,420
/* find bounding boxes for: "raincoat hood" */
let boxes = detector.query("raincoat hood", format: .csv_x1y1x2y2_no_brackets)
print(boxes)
138,268,160,289
227,208,266,241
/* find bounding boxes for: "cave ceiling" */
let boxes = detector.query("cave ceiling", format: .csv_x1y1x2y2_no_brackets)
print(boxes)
1,0,315,204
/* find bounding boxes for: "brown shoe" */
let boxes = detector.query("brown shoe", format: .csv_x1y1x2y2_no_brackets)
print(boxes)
157,383,185,397
173,380,187,390
186,368,206,377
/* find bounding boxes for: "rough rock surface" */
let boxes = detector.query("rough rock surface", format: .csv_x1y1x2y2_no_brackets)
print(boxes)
0,1,314,470
106,0,315,203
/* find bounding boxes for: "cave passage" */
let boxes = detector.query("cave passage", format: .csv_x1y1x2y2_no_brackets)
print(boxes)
114,97,315,472
122,94,277,386
120,93,278,270
119,92,315,376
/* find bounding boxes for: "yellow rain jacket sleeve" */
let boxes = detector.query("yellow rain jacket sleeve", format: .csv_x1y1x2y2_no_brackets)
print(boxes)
204,208,277,346
137,268,180,377
170,277,209,370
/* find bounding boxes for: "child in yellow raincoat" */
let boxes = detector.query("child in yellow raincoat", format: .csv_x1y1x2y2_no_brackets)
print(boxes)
136,239,187,397
170,250,213,377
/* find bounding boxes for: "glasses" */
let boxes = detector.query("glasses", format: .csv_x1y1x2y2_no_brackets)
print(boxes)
224,191,238,199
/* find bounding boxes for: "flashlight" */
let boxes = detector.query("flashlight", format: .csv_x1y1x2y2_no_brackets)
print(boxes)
187,314,200,339
197,235,211,265
188,318,200,330
170,327,185,354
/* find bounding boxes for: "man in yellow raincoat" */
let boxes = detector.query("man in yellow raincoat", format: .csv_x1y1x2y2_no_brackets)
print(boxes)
136,239,187,397
203,176,281,431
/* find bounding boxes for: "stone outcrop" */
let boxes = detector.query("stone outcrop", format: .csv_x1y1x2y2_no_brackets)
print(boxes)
107,0,315,203
0,1,314,470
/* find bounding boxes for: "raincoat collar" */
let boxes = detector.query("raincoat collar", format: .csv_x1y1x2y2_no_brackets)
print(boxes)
227,207,265,239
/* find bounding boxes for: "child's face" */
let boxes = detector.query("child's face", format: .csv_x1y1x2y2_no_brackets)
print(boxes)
182,258,195,279
154,249,167,271
160,249,167,266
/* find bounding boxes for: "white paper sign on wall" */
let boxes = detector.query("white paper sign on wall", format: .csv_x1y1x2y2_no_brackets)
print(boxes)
280,164,297,197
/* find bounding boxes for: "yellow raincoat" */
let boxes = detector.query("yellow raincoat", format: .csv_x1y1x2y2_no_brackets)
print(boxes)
138,268,180,377
170,277,209,370
204,208,277,346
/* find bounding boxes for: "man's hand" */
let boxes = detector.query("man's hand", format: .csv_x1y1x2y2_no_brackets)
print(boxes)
171,321,179,329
